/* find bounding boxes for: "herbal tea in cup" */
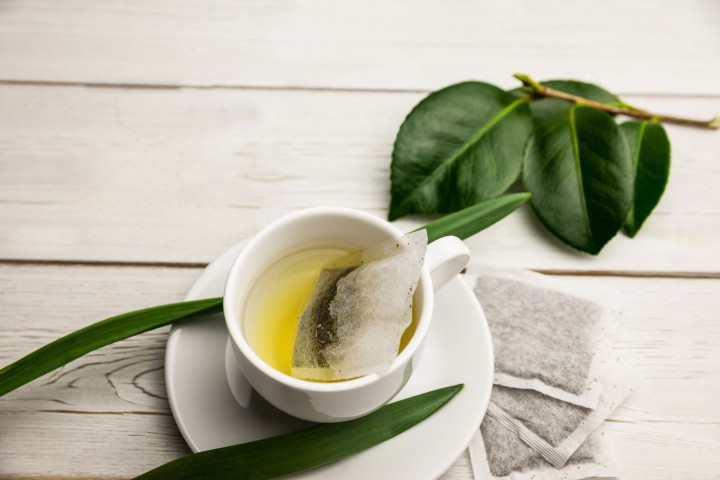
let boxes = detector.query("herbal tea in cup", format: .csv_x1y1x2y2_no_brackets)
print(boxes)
242,245,353,377
242,242,422,382
223,207,470,422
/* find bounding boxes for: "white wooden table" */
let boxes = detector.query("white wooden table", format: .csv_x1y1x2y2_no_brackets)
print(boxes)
1,1,718,478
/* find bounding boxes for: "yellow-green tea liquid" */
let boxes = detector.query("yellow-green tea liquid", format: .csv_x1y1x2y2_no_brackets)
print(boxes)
243,246,350,376
242,246,418,378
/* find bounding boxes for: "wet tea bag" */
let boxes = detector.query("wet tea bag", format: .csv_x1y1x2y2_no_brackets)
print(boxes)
486,356,636,468
467,261,617,409
469,417,619,480
291,230,427,381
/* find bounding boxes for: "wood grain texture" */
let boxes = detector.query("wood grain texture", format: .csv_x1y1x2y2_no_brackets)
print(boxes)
0,85,718,273
0,264,475,479
0,0,718,94
1,265,718,479
0,1,718,478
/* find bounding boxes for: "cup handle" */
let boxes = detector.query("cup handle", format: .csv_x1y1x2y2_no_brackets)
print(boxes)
425,236,471,293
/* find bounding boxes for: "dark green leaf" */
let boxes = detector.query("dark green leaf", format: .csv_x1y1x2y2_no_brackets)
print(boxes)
389,81,533,220
620,121,671,237
134,384,463,480
0,297,223,397
511,80,619,121
419,192,530,243
523,106,633,254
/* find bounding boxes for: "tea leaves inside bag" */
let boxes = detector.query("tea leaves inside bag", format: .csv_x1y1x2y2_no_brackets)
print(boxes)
292,230,427,381
470,417,618,480
472,273,614,408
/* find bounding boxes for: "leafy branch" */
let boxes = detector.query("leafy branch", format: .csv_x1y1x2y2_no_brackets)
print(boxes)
515,73,719,129
390,74,714,254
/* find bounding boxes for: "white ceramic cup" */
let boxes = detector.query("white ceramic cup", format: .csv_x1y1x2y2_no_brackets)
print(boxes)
223,207,470,422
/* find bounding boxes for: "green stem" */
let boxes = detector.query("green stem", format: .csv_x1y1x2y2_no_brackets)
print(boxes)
514,73,719,130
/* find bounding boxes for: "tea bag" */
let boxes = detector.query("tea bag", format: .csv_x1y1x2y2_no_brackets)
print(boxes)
469,417,619,480
291,230,427,381
468,262,617,408
486,356,636,468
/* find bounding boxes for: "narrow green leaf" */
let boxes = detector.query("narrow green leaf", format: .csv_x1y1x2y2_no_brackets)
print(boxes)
0,297,223,397
1,199,511,397
419,193,530,243
620,121,671,237
510,80,619,121
523,106,633,254
134,384,463,480
389,81,534,220
0,193,516,397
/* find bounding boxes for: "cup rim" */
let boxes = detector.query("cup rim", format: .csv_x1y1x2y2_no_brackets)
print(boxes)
223,206,434,393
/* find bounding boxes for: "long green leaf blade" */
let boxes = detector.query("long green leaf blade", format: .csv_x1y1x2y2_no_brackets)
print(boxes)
134,384,463,480
390,81,533,220
523,106,633,254
620,120,671,237
0,297,223,397
420,193,531,243
0,199,505,396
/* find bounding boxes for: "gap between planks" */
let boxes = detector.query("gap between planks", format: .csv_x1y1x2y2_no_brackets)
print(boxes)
0,78,429,95
1,78,720,100
1,477,125,480
2,258,719,280
0,258,208,270
533,269,720,279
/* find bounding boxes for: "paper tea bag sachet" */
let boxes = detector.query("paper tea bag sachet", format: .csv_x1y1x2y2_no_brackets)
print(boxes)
485,355,635,468
470,269,616,409
291,230,428,381
469,417,619,480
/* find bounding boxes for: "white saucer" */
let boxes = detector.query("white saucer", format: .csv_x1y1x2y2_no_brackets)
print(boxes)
165,241,494,479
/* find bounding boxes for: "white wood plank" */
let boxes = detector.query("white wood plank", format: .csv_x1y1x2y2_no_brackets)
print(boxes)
0,86,719,273
0,0,718,94
605,422,720,480
0,265,196,478
1,265,718,479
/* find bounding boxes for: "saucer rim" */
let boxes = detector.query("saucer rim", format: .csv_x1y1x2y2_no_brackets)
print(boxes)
165,239,493,479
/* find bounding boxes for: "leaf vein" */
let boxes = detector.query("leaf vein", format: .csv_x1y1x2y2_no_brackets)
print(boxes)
626,120,648,233
568,108,593,248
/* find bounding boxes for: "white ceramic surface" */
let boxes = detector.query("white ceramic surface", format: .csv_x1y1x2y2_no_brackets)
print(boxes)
223,207,470,422
165,240,494,479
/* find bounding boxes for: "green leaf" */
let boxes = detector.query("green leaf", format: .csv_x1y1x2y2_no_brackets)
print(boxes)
0,297,223,397
511,80,619,121
420,192,530,243
389,81,534,220
620,121,671,237
134,384,463,480
523,106,633,254
0,196,518,396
